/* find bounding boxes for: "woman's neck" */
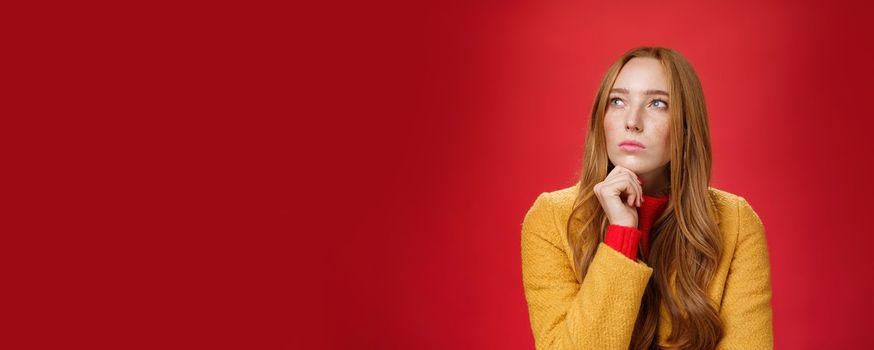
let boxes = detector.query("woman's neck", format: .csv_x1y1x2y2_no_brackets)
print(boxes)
638,168,670,197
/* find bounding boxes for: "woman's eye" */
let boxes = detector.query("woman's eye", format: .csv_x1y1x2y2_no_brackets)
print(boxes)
651,99,668,108
609,97,624,106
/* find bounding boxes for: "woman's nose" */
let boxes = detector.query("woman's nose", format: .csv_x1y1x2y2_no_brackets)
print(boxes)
625,109,643,132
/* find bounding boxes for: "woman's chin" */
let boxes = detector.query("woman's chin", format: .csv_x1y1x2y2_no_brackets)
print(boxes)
612,160,649,173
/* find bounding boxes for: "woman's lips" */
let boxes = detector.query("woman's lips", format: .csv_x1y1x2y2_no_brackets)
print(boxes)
619,144,645,151
619,140,645,152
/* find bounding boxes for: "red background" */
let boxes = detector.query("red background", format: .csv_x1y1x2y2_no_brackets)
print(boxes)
5,0,874,348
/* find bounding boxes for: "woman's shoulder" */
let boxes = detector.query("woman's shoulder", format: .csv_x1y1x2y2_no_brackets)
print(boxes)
529,182,580,220
707,186,762,227
521,182,579,240
707,186,741,208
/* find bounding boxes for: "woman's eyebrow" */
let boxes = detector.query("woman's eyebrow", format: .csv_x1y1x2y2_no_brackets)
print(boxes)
609,88,670,97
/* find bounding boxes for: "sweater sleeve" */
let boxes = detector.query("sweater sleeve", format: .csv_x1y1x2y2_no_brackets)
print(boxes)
604,224,642,260
716,196,774,349
521,192,653,349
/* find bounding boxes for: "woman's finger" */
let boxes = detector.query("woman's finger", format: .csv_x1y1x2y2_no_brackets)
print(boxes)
608,166,640,207
619,169,642,207
634,173,643,207
611,174,637,208
600,176,630,206
630,170,643,207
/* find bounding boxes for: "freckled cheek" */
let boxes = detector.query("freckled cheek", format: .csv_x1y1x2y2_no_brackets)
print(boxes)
659,128,671,147
653,124,671,156
603,116,621,139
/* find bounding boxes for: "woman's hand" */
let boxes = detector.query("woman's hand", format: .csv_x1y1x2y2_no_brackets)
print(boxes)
593,165,643,228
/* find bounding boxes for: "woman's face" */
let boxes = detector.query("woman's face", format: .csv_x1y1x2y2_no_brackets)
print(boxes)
604,57,672,177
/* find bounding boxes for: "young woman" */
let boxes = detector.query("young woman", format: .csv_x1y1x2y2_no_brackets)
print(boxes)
520,47,773,350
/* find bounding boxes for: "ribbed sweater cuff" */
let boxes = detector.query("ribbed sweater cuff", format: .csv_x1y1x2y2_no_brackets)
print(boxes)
604,224,642,260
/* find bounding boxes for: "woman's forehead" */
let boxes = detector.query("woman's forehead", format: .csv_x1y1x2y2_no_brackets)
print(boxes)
612,57,669,94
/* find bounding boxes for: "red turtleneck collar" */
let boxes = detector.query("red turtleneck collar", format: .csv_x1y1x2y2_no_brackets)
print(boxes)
637,193,669,258
604,192,670,261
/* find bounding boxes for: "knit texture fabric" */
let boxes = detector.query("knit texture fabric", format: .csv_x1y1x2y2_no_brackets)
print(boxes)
604,193,670,260
520,183,773,349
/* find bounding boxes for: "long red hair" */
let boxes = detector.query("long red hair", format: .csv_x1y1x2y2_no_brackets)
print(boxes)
566,47,723,349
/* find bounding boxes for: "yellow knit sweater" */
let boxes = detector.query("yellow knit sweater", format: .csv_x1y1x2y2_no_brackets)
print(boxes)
520,182,773,349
